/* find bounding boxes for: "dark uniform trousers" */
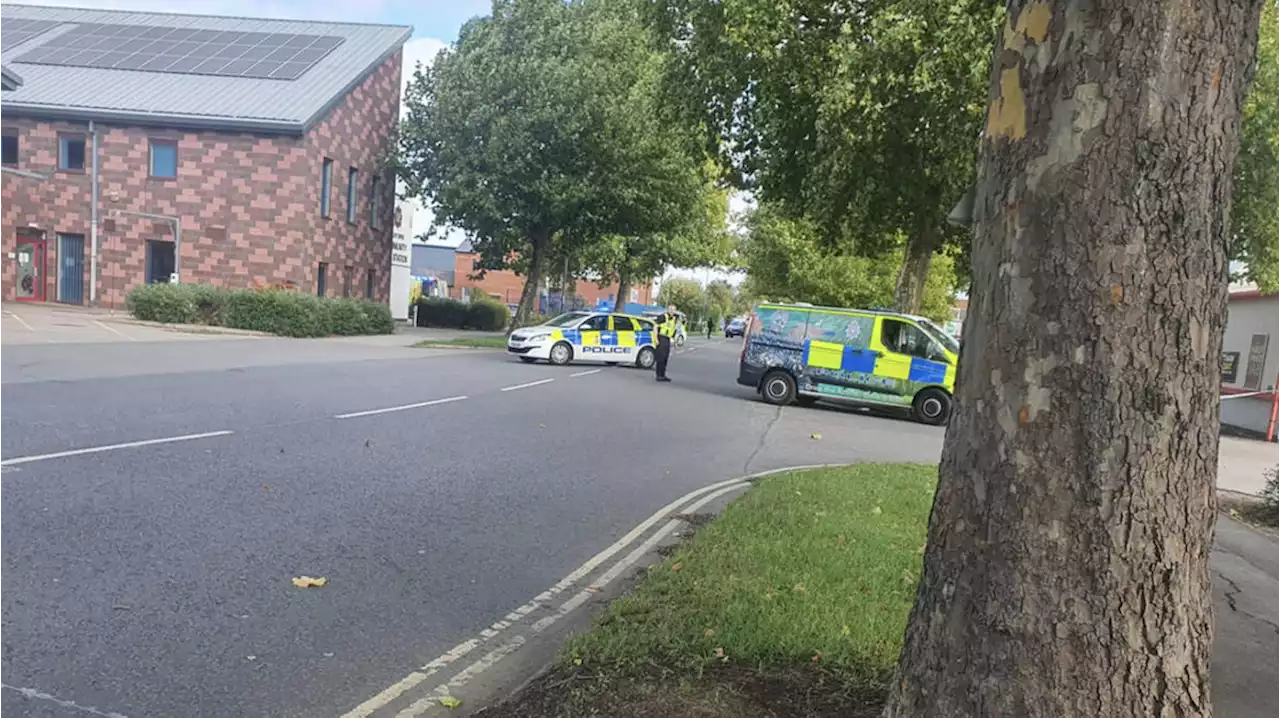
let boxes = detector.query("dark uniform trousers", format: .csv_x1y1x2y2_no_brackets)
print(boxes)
655,334,672,379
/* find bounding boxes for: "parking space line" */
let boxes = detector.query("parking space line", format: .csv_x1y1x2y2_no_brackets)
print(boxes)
3,311,35,331
93,320,136,341
1,683,130,718
335,396,468,420
500,378,554,392
0,430,234,467
569,369,601,377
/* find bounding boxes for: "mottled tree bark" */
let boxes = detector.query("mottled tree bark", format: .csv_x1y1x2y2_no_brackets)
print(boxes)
882,1,1263,717
894,224,941,314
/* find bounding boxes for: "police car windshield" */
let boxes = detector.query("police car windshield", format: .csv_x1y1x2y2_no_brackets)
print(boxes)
544,312,590,327
918,319,960,354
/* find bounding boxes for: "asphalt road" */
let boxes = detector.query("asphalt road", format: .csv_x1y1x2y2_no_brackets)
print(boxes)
2,334,945,717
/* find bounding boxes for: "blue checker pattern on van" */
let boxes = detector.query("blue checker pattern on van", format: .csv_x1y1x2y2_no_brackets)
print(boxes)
599,332,618,346
561,330,581,344
636,331,653,344
841,346,878,374
908,358,948,384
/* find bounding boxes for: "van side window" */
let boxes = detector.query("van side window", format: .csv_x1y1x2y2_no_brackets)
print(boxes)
806,312,872,349
611,315,636,332
581,315,610,331
881,319,937,359
755,307,808,340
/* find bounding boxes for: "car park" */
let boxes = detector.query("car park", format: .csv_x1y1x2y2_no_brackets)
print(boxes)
737,303,959,424
507,311,658,368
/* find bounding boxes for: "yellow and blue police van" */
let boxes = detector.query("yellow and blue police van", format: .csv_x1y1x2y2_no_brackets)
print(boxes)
737,303,960,424
507,311,659,368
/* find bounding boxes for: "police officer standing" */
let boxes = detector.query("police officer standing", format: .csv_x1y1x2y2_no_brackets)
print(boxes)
654,304,679,382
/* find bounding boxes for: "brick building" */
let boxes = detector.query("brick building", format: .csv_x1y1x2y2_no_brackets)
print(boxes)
1,5,410,307
450,240,655,309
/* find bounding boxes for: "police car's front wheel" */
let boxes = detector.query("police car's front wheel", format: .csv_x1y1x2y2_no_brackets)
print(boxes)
635,346,656,369
549,341,574,366
760,370,797,406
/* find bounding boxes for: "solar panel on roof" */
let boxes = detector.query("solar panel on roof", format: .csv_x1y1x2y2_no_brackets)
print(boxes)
1,18,61,49
13,22,345,81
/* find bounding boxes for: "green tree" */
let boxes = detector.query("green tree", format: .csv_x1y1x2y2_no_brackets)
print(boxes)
650,0,1000,313
400,0,714,329
705,280,734,323
656,277,706,319
739,205,956,322
1232,0,1278,291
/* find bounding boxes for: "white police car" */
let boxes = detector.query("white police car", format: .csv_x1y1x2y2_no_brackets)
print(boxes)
507,311,658,368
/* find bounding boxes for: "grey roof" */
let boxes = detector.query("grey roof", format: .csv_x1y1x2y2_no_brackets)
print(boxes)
455,239,475,254
1,65,24,90
0,4,411,134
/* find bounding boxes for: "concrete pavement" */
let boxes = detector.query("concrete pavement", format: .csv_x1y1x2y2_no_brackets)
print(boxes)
1,334,1275,717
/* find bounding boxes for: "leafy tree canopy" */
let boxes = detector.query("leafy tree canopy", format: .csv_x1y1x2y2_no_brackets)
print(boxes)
1232,0,1278,291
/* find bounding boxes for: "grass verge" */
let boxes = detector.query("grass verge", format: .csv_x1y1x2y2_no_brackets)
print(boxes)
478,463,937,718
412,336,508,349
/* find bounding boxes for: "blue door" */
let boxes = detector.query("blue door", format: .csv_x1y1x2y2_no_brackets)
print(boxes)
57,233,85,304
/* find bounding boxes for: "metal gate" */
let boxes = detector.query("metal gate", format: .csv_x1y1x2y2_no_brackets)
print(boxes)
57,233,85,304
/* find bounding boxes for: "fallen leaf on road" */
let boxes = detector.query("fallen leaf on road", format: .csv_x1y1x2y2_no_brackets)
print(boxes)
671,562,683,572
810,433,822,440
292,576,327,588
439,696,462,709
811,652,823,663
539,424,546,429
246,655,257,661
364,438,372,448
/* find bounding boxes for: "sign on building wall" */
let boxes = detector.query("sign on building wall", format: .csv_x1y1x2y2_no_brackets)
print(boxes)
1243,333,1271,391
1222,351,1241,383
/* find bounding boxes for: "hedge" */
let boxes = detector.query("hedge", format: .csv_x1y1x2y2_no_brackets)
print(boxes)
415,296,511,331
127,283,394,338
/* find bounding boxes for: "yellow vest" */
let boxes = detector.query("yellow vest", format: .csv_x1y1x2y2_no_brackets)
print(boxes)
658,314,678,337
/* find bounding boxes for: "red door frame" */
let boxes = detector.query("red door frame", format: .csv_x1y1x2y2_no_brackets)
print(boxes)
15,236,48,302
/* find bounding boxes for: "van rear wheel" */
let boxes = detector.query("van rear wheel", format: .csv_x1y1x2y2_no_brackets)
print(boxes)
913,388,952,425
760,370,797,406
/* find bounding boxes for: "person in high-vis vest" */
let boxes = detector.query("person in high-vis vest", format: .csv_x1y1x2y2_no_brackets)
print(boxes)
654,304,679,382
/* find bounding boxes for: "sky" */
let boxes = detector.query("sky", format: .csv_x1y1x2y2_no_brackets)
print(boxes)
12,0,746,286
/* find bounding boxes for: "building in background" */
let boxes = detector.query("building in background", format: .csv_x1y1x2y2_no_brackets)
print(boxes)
2,5,409,306
448,240,653,311
1221,287,1278,440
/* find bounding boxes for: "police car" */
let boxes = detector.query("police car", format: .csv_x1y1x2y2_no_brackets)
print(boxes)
507,311,659,368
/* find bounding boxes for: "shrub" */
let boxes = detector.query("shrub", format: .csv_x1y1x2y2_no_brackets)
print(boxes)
224,289,328,337
415,297,470,328
468,296,511,331
127,283,395,338
126,283,228,324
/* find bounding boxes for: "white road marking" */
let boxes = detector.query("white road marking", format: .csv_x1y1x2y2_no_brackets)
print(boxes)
340,474,756,717
394,637,528,717
3,311,35,331
0,430,235,467
93,320,135,341
335,396,468,420
569,369,601,377
1,683,130,718
499,378,554,392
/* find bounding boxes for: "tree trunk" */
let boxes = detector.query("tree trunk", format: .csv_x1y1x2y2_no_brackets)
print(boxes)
614,264,631,313
883,2,1262,717
511,234,547,332
894,223,940,314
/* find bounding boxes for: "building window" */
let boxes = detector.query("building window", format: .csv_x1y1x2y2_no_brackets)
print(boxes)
365,268,375,299
346,167,358,223
343,265,353,297
317,262,328,297
1,131,17,166
58,134,86,171
320,158,333,217
145,240,176,284
149,139,177,178
371,174,381,229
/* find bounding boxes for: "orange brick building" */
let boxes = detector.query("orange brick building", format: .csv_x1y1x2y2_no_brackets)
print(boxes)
451,242,654,309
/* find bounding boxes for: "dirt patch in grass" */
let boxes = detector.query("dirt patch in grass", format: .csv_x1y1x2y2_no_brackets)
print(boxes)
412,336,508,349
477,664,885,718
477,464,936,718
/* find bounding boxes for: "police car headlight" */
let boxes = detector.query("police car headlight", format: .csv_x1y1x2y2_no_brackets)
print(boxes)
522,333,550,343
